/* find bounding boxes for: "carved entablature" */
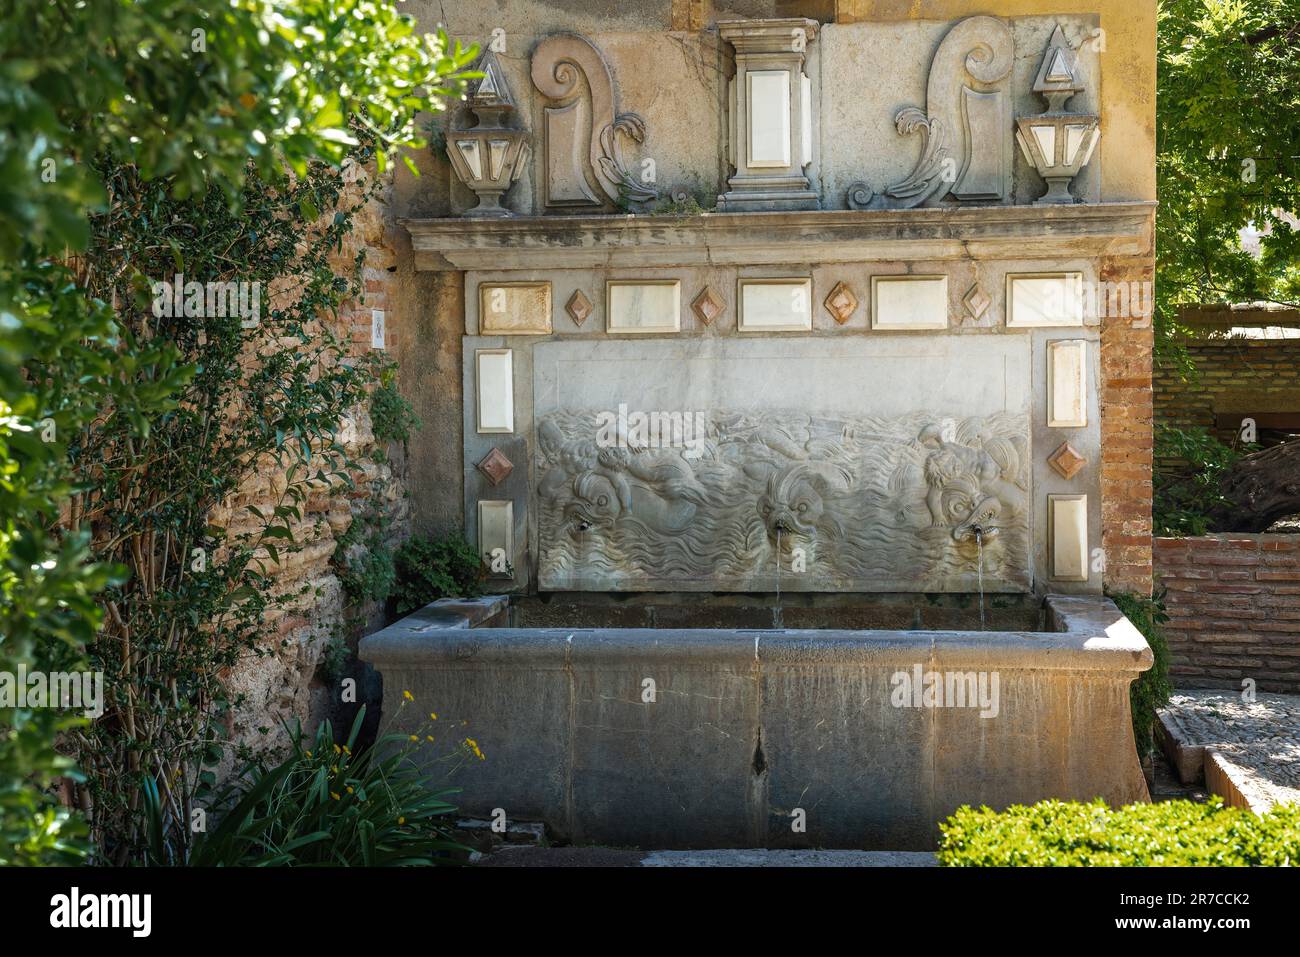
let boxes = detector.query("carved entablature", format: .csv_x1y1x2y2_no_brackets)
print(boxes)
848,15,1015,210
530,32,657,212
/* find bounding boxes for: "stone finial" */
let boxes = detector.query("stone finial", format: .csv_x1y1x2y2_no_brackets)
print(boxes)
446,48,530,218
1033,26,1084,111
1015,25,1100,205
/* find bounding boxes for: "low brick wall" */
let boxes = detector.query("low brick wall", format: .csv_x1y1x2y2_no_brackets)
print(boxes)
1154,535,1300,693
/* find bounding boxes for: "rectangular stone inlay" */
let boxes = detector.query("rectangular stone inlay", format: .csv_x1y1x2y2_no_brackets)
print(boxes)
1047,338,1088,428
1007,272,1084,327
747,70,790,168
871,276,948,330
477,500,513,576
738,279,812,332
1049,494,1089,582
606,281,681,334
475,348,514,434
479,281,552,335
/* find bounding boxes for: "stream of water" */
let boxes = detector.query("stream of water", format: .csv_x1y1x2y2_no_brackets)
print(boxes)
772,527,784,629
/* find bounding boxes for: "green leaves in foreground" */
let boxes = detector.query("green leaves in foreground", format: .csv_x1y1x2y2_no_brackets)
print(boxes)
146,706,465,866
938,798,1300,866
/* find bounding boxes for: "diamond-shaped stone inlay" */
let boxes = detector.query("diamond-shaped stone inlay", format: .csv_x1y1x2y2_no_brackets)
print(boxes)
477,447,514,486
691,286,725,326
963,283,991,322
1047,442,1087,480
823,280,859,324
565,289,593,327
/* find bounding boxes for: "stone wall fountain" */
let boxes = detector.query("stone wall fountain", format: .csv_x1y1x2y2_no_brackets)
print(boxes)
363,8,1157,849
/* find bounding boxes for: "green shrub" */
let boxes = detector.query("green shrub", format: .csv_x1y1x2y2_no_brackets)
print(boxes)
1153,424,1246,535
938,798,1300,866
393,535,484,616
1107,589,1173,759
369,358,421,448
144,706,466,866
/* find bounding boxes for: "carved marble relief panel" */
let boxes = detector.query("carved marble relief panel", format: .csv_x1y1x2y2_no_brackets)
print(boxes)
530,337,1032,593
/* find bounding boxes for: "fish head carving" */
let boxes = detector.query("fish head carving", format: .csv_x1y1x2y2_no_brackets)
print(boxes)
565,472,622,536
757,461,852,542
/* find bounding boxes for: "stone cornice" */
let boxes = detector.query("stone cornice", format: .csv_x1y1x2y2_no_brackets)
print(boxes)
403,202,1155,271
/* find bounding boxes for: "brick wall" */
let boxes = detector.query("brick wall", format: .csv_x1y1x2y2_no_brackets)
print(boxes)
1154,306,1300,448
1100,251,1155,595
216,162,409,761
1154,535,1300,693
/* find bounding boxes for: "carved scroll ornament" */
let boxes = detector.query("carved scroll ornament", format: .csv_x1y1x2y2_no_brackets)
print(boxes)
847,16,1014,210
531,33,656,209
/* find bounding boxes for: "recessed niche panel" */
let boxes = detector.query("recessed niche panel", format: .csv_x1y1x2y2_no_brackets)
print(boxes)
1007,272,1084,327
1049,494,1089,582
477,500,513,576
738,279,812,332
475,349,514,434
871,276,949,330
606,281,681,334
479,282,552,335
747,70,790,168
1047,339,1088,428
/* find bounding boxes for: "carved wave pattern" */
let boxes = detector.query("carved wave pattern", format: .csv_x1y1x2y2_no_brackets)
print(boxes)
535,409,1031,592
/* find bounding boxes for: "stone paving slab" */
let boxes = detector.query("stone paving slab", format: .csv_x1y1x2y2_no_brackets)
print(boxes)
1157,691,1300,811
639,850,937,867
472,846,937,867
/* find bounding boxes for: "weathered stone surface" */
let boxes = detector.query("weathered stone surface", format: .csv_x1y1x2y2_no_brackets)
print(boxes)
1158,690,1300,810
360,594,1153,849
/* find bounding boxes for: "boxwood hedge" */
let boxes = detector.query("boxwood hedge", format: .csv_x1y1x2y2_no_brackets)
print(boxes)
938,798,1300,866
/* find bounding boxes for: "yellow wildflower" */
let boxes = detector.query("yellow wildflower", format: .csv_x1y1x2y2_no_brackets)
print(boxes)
464,737,485,761
429,712,437,720
330,792,340,801
402,690,414,702
409,734,419,742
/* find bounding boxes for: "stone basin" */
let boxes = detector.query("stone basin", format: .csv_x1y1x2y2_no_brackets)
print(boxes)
360,592,1152,849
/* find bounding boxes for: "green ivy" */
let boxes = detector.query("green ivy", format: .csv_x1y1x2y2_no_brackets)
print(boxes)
369,359,422,449
1107,589,1173,760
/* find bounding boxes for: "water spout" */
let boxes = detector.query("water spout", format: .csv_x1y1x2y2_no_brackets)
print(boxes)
975,528,986,632
772,527,784,629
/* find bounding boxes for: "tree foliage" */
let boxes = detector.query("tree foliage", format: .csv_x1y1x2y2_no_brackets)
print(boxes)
1,0,474,864
1157,0,1300,343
